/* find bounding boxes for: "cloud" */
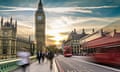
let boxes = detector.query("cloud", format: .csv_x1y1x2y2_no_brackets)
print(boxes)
17,21,33,37
103,20,120,32
71,17,120,33
46,16,81,30
47,16,120,35
46,5,118,14
46,38,56,46
46,16,120,46
59,32,69,36
0,5,92,13
1,4,120,45
46,7,92,13
45,5,119,14
80,6,119,9
46,35,54,38
0,6,36,12
0,5,119,15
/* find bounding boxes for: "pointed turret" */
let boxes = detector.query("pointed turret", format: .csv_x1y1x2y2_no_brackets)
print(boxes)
15,20,17,27
38,0,43,9
15,20,17,32
1,16,3,27
82,28,85,34
113,29,117,35
74,28,76,33
100,29,103,33
92,28,95,33
29,35,31,43
100,29,104,36
10,16,12,24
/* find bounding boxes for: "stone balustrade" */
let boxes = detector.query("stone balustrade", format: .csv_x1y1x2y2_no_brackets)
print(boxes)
0,56,36,72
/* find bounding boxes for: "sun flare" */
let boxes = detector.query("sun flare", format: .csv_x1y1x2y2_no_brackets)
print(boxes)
53,35,63,45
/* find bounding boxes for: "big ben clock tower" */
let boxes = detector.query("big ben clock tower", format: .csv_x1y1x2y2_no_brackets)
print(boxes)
35,0,45,51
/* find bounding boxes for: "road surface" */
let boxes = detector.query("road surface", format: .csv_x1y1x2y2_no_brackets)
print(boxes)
56,55,120,72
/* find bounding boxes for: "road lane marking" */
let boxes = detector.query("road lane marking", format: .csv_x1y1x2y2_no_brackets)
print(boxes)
73,58,120,72
53,59,59,72
58,58,78,72
55,59,64,72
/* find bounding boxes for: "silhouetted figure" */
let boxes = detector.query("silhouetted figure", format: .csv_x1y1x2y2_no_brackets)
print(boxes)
47,51,54,70
17,47,30,72
41,52,45,63
36,51,42,64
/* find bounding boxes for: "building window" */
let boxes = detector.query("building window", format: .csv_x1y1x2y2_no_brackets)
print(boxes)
2,40,8,54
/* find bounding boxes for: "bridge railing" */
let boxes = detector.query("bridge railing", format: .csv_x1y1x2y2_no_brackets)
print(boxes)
0,56,36,72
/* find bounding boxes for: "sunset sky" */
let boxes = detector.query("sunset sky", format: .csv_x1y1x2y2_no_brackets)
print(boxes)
0,0,120,46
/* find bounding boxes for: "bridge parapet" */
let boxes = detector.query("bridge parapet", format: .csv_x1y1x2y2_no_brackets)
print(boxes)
0,56,36,72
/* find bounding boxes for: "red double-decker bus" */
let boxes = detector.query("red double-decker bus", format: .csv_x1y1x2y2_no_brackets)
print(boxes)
63,46,72,57
85,32,120,66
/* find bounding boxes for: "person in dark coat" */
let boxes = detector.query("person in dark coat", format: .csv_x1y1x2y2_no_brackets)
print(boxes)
41,52,45,63
47,51,54,70
36,51,42,64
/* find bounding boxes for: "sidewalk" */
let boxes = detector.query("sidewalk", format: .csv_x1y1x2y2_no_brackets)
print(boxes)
30,60,51,72
13,59,57,72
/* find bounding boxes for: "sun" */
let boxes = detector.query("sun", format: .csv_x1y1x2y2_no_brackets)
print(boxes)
54,36,62,41
47,30,66,45
55,41,60,45
53,35,63,45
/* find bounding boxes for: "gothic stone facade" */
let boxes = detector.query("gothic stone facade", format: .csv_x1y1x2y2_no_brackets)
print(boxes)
63,29,88,55
0,17,17,59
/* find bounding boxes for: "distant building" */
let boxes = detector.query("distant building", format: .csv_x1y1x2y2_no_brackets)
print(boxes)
0,17,36,59
80,29,110,55
16,36,36,56
0,17,17,59
63,28,88,55
0,0,46,59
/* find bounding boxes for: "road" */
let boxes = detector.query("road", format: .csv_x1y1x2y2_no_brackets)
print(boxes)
55,55,120,72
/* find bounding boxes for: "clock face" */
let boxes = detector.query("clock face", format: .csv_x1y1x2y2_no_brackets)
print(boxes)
37,16,42,20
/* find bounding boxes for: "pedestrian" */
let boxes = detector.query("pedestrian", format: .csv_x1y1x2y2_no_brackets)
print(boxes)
17,47,30,72
41,52,45,63
47,50,54,70
36,50,42,64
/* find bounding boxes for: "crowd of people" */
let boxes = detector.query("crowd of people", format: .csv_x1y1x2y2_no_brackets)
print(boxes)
17,47,55,72
36,50,54,64
36,50,54,70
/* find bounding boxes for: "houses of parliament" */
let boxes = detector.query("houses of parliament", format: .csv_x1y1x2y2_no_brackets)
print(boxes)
0,0,45,59
0,17,17,58
0,17,36,59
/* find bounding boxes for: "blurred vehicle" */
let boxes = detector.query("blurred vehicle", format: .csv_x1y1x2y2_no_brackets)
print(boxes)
84,32,120,66
63,46,72,57
92,46,120,66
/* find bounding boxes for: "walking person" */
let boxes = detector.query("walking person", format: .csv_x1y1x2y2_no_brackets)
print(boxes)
41,52,45,63
17,47,30,72
36,50,42,64
47,50,54,70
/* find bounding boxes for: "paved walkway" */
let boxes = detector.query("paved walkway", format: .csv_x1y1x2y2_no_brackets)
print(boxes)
13,59,55,72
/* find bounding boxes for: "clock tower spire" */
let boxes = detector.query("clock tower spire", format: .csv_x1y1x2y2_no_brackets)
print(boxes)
38,0,43,9
35,0,45,51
